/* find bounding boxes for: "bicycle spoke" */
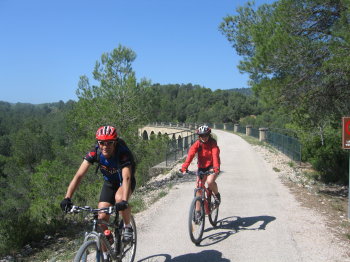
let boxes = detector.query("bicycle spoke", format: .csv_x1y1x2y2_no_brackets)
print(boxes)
208,195,219,227
74,240,103,262
188,196,205,245
121,216,137,262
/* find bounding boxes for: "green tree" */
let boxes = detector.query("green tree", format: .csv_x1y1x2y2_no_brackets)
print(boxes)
70,44,151,144
220,0,350,183
220,0,350,131
67,45,158,191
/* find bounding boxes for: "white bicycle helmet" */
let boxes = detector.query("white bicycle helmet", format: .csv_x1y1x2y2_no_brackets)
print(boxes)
197,125,211,135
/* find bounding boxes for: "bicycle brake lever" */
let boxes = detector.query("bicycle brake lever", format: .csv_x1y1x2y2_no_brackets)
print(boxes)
69,206,78,213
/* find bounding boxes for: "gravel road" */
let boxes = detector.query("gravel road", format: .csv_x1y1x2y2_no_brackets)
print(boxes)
133,129,349,262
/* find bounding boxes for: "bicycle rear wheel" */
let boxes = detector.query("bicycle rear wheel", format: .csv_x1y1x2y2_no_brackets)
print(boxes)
208,194,219,227
188,196,205,245
119,215,137,262
73,240,104,262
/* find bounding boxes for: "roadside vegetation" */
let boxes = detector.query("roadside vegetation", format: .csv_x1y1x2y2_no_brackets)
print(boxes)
220,0,350,185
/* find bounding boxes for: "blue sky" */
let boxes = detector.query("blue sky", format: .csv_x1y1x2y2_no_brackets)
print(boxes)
0,0,275,104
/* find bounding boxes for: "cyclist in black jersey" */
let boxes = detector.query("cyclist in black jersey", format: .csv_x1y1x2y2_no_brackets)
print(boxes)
60,125,135,258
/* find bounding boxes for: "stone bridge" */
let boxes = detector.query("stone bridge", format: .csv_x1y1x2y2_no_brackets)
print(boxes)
138,123,198,150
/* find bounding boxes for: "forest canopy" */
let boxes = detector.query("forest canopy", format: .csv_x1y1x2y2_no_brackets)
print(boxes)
220,0,350,183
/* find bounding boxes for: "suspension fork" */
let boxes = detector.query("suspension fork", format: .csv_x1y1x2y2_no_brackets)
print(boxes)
113,211,123,256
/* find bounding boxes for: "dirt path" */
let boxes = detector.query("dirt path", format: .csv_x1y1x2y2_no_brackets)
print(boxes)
133,129,350,262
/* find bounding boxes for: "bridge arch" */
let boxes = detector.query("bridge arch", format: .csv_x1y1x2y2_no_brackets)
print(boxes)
138,125,197,150
177,135,183,149
142,130,148,140
150,131,156,140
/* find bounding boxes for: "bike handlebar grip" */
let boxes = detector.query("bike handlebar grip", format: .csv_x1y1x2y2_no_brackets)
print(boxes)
69,205,77,213
115,200,129,211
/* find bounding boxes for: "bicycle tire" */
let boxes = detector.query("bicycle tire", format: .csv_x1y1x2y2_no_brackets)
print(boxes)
188,196,205,245
208,194,219,227
73,240,105,262
119,215,137,262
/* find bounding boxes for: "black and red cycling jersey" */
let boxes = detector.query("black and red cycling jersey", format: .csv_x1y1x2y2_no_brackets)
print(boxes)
181,138,220,173
84,143,133,185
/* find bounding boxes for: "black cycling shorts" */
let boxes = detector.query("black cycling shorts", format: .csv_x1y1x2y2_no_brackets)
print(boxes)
99,176,136,204
198,166,213,173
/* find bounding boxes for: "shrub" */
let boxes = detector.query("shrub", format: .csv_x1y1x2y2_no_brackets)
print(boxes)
301,127,348,184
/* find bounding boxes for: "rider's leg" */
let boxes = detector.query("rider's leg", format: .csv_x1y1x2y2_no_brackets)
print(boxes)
115,166,135,225
115,186,133,242
195,189,203,211
98,201,112,253
206,174,218,195
115,186,132,224
207,174,220,204
195,174,207,211
98,182,116,254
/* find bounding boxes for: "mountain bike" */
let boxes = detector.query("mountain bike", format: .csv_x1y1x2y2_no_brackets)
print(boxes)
69,205,137,262
187,170,219,245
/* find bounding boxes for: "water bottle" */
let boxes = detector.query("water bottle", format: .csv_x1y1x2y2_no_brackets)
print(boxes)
104,229,114,245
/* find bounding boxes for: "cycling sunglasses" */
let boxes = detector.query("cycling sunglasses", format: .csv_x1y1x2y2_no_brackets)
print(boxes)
98,141,115,146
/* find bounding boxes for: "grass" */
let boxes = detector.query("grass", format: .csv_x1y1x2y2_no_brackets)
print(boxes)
236,133,265,146
21,227,83,262
233,131,276,152
167,181,174,190
150,190,168,205
340,221,350,240
330,199,345,212
130,195,146,214
273,167,281,172
303,171,320,181
288,161,295,168
30,244,77,262
157,191,167,199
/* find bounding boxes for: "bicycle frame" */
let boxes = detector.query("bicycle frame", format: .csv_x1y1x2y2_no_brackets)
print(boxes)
84,214,118,260
193,175,213,215
71,206,123,261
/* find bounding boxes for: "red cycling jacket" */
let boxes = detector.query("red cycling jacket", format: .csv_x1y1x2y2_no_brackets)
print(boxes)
181,138,220,172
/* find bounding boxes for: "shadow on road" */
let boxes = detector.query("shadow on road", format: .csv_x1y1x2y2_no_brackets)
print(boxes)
198,215,276,246
219,215,276,231
137,250,230,262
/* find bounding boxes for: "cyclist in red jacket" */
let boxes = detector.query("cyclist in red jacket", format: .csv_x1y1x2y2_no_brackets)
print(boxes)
181,125,221,204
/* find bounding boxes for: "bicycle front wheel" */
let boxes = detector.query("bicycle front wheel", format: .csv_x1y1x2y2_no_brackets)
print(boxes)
73,240,104,262
120,215,137,262
208,194,219,227
188,196,205,245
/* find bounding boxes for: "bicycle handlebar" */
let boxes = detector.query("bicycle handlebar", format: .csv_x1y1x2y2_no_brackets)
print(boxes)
68,205,124,214
185,170,214,177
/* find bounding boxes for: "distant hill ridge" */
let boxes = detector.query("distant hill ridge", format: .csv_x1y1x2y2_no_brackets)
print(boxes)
227,88,252,96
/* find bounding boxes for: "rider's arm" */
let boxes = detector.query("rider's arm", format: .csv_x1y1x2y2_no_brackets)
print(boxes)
212,142,220,173
181,141,199,172
65,159,91,199
121,165,132,201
